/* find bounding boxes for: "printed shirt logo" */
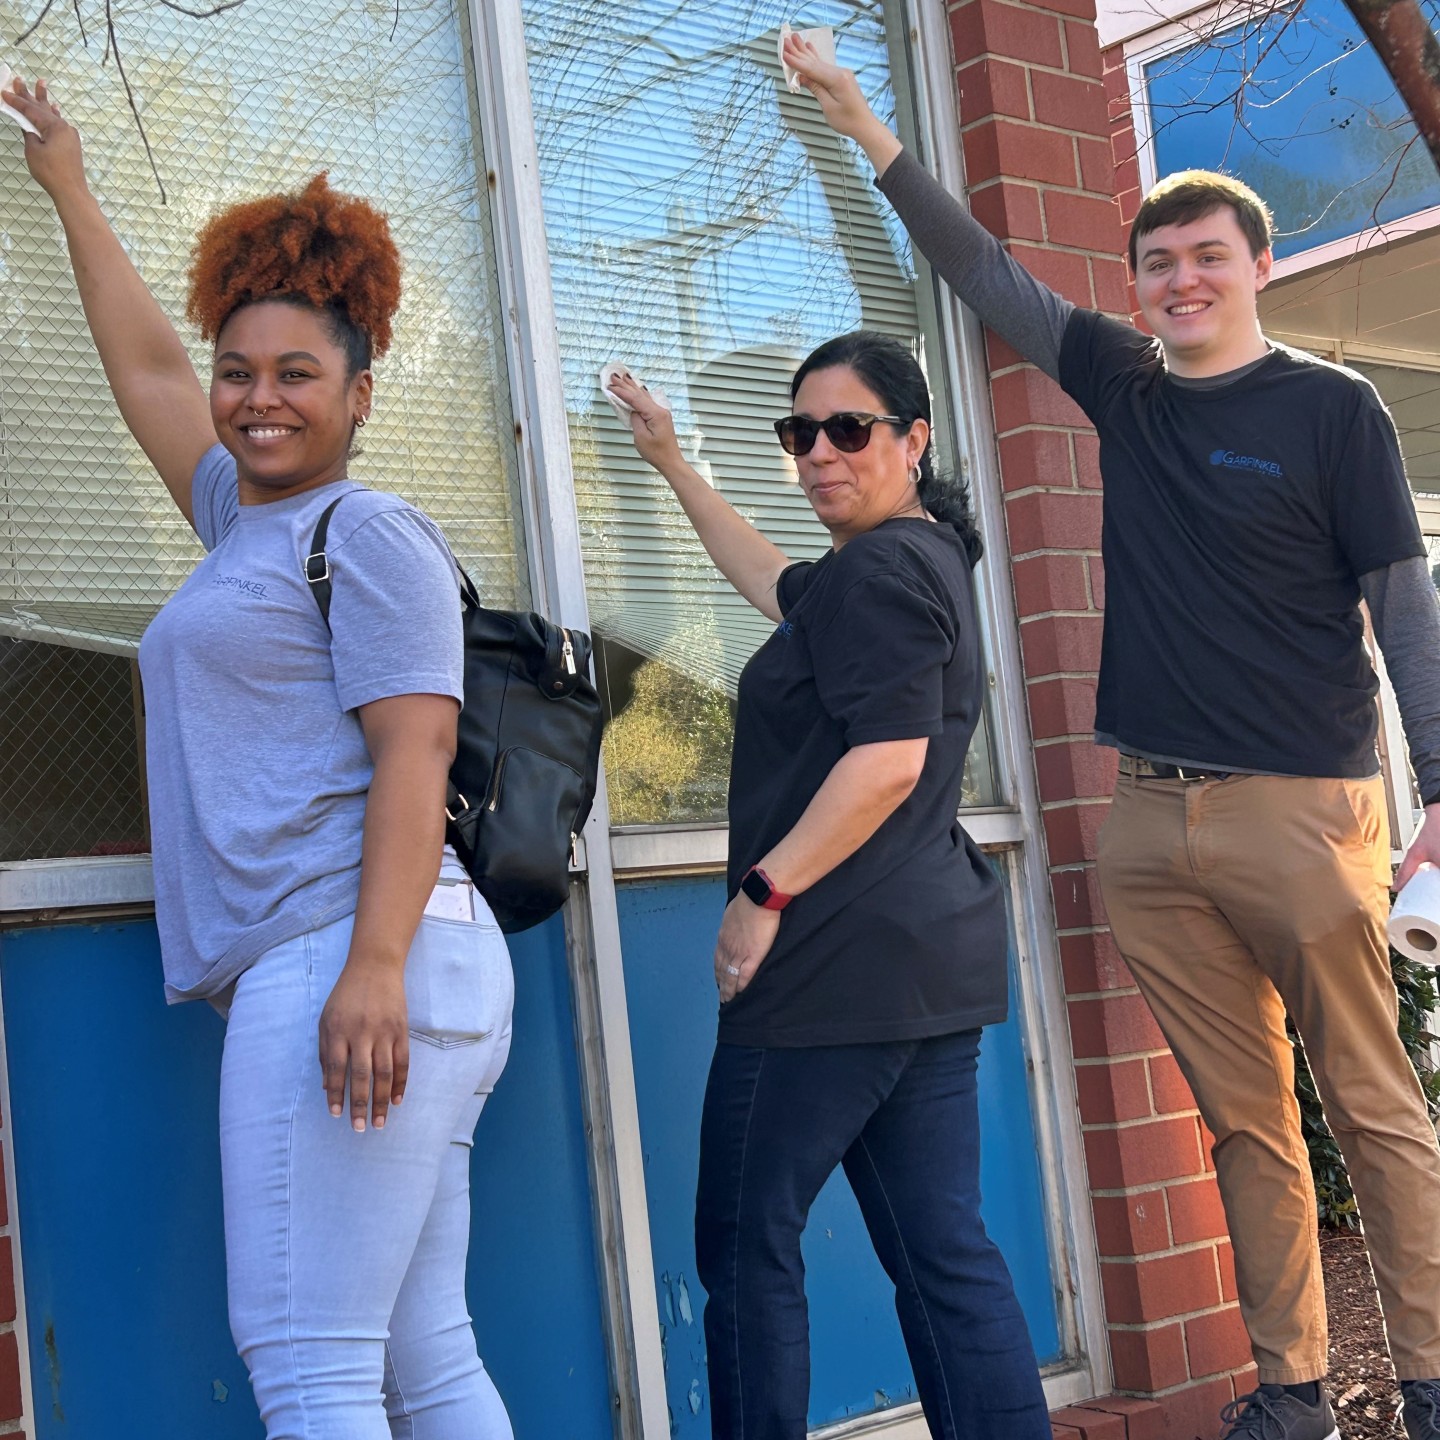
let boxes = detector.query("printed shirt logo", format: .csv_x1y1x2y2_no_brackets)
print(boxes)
775,619,794,638
212,574,270,598
1209,448,1284,478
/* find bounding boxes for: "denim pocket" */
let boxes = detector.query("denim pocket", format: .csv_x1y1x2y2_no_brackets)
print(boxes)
405,913,507,1049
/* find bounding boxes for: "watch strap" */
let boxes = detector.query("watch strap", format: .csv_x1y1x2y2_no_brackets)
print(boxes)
741,865,793,911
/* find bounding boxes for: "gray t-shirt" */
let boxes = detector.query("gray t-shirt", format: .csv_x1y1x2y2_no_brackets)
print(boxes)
138,446,464,1002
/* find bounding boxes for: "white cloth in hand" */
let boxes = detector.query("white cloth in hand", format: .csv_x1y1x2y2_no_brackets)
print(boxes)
599,361,670,421
0,65,41,137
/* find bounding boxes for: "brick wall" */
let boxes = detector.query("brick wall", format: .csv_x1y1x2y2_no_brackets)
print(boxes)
946,1,1256,1431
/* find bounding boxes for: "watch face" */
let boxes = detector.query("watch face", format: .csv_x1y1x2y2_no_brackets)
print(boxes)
741,868,772,907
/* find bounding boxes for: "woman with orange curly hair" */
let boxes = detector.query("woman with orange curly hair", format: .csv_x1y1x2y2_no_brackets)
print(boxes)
6,76,515,1440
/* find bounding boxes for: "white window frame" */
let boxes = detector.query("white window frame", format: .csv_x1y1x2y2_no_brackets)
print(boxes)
1,0,1111,1431
1125,0,1440,284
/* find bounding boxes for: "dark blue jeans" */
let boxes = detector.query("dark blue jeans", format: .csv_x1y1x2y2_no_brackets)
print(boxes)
694,1030,1051,1440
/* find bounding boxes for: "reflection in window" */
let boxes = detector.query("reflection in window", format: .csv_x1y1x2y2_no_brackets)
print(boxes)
0,0,524,860
1144,0,1440,259
525,0,998,824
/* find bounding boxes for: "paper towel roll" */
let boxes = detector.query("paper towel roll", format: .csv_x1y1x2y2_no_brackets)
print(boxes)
1388,864,1440,967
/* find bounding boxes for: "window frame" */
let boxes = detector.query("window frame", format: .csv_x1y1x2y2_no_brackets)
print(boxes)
1,0,1111,1428
1125,0,1440,285
475,0,1109,1429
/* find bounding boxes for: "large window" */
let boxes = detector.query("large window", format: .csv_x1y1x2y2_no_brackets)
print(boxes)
0,0,527,863
1142,0,1440,259
522,0,999,825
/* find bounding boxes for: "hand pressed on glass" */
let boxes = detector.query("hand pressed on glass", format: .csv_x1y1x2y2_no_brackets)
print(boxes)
607,368,686,474
714,892,782,1003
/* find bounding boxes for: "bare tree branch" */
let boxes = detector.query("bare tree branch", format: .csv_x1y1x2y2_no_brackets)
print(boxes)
104,0,167,204
71,0,88,47
1342,0,1440,173
154,0,246,14
16,0,60,44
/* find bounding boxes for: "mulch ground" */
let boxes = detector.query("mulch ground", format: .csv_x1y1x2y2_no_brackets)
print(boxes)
1322,1228,1405,1438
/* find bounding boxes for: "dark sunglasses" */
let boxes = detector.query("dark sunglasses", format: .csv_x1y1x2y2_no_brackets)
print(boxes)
773,411,907,457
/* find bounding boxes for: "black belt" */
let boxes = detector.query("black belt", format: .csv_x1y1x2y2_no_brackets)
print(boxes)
1118,754,1232,783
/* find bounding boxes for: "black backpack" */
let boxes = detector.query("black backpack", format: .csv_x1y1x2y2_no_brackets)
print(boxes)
305,495,604,933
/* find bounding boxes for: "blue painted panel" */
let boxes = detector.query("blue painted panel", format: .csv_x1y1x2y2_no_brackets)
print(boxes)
1,916,611,1440
618,872,1061,1435
470,917,615,1439
1145,0,1440,259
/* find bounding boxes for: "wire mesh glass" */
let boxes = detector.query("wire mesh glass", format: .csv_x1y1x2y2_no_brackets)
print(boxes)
523,0,1000,826
0,0,526,863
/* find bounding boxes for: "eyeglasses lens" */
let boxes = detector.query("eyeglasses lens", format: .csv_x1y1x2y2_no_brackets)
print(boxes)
775,414,876,457
827,415,872,453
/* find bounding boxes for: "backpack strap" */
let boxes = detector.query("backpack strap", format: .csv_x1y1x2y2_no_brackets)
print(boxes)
306,493,474,822
304,496,348,632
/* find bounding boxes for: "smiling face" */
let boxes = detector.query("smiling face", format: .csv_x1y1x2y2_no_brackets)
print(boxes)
1132,205,1273,377
210,300,373,503
789,364,929,547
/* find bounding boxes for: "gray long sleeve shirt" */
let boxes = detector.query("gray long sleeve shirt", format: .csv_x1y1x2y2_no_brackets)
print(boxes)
877,148,1440,806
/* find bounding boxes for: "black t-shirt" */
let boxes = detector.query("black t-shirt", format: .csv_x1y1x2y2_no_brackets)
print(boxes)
719,519,1009,1048
1059,312,1424,775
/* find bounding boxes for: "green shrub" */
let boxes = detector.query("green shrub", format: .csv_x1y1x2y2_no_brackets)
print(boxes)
1292,952,1440,1231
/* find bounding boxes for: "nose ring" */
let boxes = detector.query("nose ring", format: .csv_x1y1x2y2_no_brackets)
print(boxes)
251,405,270,418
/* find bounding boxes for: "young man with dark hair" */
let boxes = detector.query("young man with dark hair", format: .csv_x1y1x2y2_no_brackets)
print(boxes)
786,35,1440,1440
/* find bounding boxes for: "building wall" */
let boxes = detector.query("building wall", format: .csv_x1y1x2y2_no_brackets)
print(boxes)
948,0,1255,1429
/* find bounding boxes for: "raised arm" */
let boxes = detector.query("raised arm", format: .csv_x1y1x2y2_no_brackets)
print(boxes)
781,36,1074,383
608,371,791,623
4,76,215,530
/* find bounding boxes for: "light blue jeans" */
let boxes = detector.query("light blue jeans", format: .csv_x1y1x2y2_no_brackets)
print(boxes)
219,883,515,1440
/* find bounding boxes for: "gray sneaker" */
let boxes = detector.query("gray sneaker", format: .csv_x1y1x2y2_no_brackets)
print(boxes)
1403,1380,1440,1439
1220,1386,1339,1440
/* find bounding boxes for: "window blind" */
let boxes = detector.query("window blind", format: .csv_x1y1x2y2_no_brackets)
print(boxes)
525,0,996,821
0,0,526,859
0,0,527,660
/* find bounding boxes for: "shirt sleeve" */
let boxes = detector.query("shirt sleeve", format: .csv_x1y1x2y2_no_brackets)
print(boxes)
1361,556,1440,806
190,445,240,551
876,148,1072,382
806,572,957,745
1331,388,1425,577
1058,308,1159,423
325,508,465,713
777,560,815,615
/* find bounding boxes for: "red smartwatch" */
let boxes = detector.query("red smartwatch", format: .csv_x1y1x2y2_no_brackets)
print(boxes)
740,865,793,911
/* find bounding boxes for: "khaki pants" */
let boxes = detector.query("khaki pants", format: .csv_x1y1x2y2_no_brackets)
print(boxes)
1097,772,1440,1384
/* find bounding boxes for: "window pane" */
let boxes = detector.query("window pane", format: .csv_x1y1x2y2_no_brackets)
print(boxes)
0,0,525,861
1145,0,1440,259
524,0,999,824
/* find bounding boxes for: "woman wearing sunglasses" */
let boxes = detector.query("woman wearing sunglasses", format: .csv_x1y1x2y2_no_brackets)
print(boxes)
608,334,1049,1440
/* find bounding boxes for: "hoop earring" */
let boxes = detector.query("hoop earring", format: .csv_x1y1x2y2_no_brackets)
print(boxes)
355,414,368,428
909,463,922,487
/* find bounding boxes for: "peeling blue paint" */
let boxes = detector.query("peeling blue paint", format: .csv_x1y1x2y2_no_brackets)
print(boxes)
676,1274,693,1326
688,1379,703,1415
212,1380,229,1403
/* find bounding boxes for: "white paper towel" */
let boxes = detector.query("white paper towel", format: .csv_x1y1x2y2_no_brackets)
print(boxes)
599,361,669,422
778,24,836,94
1388,864,1440,967
0,64,42,137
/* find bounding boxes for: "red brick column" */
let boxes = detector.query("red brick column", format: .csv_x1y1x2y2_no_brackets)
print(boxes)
0,1121,24,1437
946,2,1254,1431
